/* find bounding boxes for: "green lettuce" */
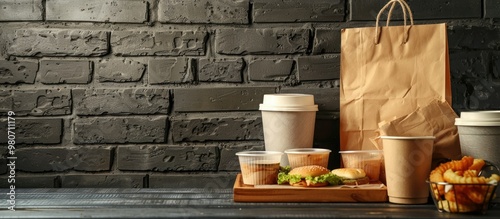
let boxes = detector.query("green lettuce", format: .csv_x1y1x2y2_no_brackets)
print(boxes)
277,167,343,186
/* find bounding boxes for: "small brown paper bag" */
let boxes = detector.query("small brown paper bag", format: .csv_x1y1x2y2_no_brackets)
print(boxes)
371,99,462,164
340,0,452,152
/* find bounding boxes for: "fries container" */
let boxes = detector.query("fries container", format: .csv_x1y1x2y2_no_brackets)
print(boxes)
428,181,498,214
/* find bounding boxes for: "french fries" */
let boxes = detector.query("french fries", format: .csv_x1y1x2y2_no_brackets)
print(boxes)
429,156,499,213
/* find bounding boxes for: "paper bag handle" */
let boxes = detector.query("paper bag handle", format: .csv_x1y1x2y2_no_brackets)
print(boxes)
374,0,414,44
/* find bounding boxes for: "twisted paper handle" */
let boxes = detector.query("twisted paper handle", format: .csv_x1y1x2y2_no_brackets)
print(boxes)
374,0,414,44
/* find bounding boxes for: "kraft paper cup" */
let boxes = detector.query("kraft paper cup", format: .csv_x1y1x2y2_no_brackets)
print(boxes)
236,151,283,185
285,148,331,168
380,136,435,204
339,150,383,182
259,94,318,165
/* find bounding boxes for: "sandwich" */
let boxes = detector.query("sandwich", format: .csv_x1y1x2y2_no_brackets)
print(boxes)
277,165,342,187
331,168,370,185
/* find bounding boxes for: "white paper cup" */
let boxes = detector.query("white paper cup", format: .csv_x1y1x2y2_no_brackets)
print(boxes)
259,94,318,165
285,148,331,168
380,136,435,204
339,150,383,182
236,151,283,185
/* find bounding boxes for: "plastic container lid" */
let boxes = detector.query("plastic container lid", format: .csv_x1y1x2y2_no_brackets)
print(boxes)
455,111,500,126
259,94,318,112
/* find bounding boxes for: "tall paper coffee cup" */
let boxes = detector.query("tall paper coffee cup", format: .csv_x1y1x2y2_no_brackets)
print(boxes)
380,136,435,204
259,94,318,165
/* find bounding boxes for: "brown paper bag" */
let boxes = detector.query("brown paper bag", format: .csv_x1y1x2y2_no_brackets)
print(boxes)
340,0,452,151
371,99,462,162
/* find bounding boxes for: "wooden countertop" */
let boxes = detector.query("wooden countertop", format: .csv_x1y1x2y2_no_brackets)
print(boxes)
0,188,498,218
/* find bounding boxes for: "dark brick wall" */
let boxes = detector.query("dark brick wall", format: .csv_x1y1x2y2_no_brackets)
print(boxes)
1,0,500,188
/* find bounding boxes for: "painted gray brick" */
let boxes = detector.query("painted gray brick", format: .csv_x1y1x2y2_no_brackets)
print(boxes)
61,174,145,188
171,113,263,142
350,0,481,21
117,145,218,171
218,144,264,171
253,0,344,23
248,59,294,81
198,58,244,82
0,60,38,84
450,51,500,111
0,175,57,188
46,0,148,23
280,88,340,111
0,118,62,144
158,0,249,24
149,173,237,189
297,55,340,81
73,116,167,144
39,60,92,84
148,58,193,84
448,26,500,50
111,30,207,56
8,29,109,57
215,28,309,55
485,0,500,18
73,88,170,115
0,89,71,116
96,59,145,82
312,28,341,54
0,0,43,21
16,147,112,172
173,87,276,112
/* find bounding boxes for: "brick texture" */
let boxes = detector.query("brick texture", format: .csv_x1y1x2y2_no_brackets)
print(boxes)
1,0,499,188
248,59,294,81
0,118,62,144
0,89,71,116
111,31,207,56
253,0,345,23
117,145,218,171
0,60,38,84
215,28,309,55
46,0,148,23
173,87,276,112
73,116,168,144
0,0,43,21
148,58,193,84
170,113,263,142
73,88,170,115
96,59,146,82
39,60,93,84
198,58,244,82
158,0,249,24
16,147,112,172
8,29,109,57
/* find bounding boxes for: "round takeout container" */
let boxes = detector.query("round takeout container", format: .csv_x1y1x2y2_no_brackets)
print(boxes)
284,148,331,168
259,94,318,112
339,150,383,182
236,151,283,185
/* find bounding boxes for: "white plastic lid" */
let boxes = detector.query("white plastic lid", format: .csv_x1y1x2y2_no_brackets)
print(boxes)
379,136,435,140
259,94,318,112
455,111,500,126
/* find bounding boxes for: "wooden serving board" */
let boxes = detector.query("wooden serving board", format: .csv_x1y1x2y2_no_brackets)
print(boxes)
233,174,388,203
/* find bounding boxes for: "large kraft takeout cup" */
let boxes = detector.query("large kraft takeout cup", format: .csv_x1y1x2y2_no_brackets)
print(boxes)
380,136,435,204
